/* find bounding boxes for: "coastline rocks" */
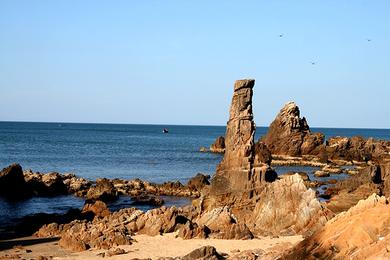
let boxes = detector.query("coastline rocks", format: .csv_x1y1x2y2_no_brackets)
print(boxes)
182,246,224,260
81,200,111,219
325,161,390,213
210,136,225,153
203,79,273,210
187,173,210,192
131,193,164,207
248,174,333,237
24,171,68,196
0,164,29,198
135,206,189,236
261,102,324,157
177,222,210,239
285,194,390,259
86,178,118,202
313,170,330,178
58,219,133,251
326,136,390,162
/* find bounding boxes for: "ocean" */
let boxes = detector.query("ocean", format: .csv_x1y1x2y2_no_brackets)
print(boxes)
0,122,389,228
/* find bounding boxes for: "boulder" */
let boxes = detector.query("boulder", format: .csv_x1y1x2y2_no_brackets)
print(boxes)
131,193,164,207
187,173,210,192
182,246,224,260
210,136,225,153
313,171,330,178
326,136,390,162
86,178,118,202
136,206,188,236
0,164,30,198
261,102,324,157
82,200,111,219
177,222,210,239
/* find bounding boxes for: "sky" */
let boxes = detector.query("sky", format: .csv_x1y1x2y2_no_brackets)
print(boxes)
0,1,389,128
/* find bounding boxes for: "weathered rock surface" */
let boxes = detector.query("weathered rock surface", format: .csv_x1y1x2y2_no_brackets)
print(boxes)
187,173,210,192
261,102,324,157
0,164,29,198
86,178,118,202
326,160,390,213
248,174,333,237
81,200,111,219
23,170,91,197
210,136,226,153
197,80,329,238
203,79,276,211
182,246,224,260
285,194,390,259
326,136,390,162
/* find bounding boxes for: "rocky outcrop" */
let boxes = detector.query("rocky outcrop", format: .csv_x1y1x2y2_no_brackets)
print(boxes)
210,136,225,153
187,173,210,192
182,246,224,260
197,80,329,238
86,178,118,202
285,194,390,259
325,136,390,162
203,79,276,210
261,102,324,157
81,200,111,219
326,160,390,213
22,170,91,197
36,206,193,251
0,164,29,198
248,174,333,237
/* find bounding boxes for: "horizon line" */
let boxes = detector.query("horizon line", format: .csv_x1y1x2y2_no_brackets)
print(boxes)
0,120,389,131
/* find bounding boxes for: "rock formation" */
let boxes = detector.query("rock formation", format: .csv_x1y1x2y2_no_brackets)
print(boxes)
326,160,390,213
0,164,29,198
210,136,226,153
202,79,276,210
325,136,390,162
248,174,333,237
198,80,330,238
285,194,390,259
261,102,324,157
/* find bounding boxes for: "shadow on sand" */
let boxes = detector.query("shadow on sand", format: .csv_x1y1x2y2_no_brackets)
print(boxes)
0,236,60,251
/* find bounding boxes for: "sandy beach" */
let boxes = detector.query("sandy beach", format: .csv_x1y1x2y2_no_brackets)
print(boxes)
0,233,303,259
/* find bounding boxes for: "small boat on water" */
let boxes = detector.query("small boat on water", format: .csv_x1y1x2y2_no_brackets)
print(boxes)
163,128,169,133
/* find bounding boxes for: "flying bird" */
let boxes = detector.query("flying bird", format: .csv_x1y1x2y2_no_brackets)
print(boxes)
366,38,372,42
279,34,284,37
311,61,316,65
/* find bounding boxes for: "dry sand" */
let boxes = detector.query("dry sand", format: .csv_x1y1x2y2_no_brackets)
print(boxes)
0,233,303,259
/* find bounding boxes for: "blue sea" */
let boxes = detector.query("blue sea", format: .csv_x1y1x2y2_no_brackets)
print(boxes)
0,122,389,228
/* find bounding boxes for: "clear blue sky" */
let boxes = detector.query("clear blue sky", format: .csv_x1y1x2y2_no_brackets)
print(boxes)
1,1,389,128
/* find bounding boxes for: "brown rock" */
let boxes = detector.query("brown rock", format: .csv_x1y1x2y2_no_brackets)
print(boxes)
210,136,225,153
187,173,210,192
261,102,324,156
86,178,118,202
177,222,210,239
313,170,330,178
182,246,224,260
203,79,275,210
249,174,333,237
82,200,111,219
0,164,29,198
285,194,390,259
